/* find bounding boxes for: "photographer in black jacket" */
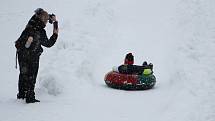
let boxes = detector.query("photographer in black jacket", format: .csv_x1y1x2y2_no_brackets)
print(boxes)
15,8,59,103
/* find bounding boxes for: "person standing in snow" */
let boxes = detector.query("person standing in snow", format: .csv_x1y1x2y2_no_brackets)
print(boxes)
15,8,59,103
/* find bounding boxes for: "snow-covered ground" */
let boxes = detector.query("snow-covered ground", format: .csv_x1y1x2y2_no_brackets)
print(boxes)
0,0,215,121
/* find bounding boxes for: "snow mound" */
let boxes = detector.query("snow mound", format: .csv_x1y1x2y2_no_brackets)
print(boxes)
39,74,63,96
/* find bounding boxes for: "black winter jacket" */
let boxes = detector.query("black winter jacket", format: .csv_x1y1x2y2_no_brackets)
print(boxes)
15,15,58,57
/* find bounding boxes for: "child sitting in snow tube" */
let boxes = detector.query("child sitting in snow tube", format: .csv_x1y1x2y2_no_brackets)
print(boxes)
104,53,156,90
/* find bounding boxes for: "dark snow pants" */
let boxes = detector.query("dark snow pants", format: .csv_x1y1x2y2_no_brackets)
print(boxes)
118,65,150,75
18,52,39,99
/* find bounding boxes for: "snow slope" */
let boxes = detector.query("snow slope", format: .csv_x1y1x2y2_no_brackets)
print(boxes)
0,0,215,121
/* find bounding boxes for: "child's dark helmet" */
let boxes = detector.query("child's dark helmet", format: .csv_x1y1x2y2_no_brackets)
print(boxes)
125,53,134,61
124,53,134,65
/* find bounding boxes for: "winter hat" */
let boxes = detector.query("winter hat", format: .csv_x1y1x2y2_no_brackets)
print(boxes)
124,53,134,65
34,8,44,15
26,8,48,29
34,8,49,23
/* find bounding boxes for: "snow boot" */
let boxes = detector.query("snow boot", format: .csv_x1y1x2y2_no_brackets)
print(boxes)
25,90,40,103
17,93,26,99
26,98,40,103
142,61,148,66
149,63,153,70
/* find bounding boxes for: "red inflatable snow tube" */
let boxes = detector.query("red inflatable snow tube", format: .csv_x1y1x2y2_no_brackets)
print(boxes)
104,71,156,90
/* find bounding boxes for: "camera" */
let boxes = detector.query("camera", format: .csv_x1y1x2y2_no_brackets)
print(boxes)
48,13,58,29
49,14,55,24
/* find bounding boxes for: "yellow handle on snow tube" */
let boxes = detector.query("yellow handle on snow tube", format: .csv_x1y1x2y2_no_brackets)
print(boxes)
143,69,152,75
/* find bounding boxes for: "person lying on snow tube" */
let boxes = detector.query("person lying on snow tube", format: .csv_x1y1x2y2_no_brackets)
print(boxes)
113,53,153,75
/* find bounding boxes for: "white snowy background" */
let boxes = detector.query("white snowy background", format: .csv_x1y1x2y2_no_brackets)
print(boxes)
0,0,215,121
